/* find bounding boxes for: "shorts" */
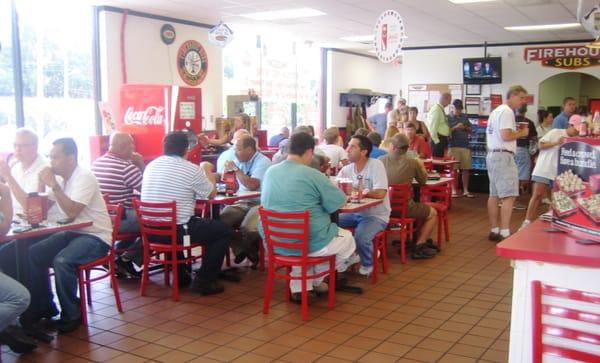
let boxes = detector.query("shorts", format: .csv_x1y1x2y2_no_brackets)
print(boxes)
448,147,472,170
515,146,532,181
392,200,431,219
531,175,553,187
486,152,519,198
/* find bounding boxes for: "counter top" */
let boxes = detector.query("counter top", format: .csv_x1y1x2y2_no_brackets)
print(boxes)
496,219,600,268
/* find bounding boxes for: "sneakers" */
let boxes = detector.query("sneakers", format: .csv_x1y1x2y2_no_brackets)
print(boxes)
358,265,373,276
488,232,504,242
411,244,435,259
519,220,531,231
0,325,37,353
49,318,82,334
192,278,225,296
313,282,329,295
115,258,140,278
513,203,527,210
425,239,440,252
346,253,361,266
463,192,475,198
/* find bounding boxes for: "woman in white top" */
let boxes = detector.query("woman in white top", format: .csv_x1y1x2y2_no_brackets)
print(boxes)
520,115,580,230
536,110,554,140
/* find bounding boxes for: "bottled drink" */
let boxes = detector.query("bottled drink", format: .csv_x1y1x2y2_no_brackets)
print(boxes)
351,175,364,203
593,111,600,136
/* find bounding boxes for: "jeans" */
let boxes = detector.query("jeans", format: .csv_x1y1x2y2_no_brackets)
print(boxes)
0,271,30,331
219,202,260,258
28,232,109,322
338,214,387,268
119,208,140,234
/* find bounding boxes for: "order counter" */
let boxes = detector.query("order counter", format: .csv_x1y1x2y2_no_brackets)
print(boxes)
496,220,600,362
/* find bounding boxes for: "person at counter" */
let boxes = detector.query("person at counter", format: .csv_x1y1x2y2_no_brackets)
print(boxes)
268,127,289,147
338,135,390,276
216,129,250,174
378,134,438,259
552,96,577,129
447,100,473,197
220,135,271,266
486,85,529,242
520,115,581,230
427,92,451,158
91,132,144,278
0,129,50,280
260,132,356,301
25,138,113,333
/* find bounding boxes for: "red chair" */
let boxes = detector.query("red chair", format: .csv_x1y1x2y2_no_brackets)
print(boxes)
102,193,140,249
345,227,387,284
532,280,600,362
421,182,450,249
77,203,124,326
387,184,416,264
134,199,203,301
259,207,336,321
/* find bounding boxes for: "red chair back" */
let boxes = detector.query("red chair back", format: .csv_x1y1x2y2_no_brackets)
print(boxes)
106,203,125,246
532,280,600,363
389,183,412,219
195,201,210,218
133,199,178,247
422,182,451,206
258,207,310,258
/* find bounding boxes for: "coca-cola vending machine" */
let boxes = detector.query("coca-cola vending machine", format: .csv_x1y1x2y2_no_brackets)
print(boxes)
91,84,202,162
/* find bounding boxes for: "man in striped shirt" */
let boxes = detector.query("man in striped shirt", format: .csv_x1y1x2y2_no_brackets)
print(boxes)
91,132,144,277
141,131,232,295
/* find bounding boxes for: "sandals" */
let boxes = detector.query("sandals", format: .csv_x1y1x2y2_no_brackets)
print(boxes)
463,193,475,198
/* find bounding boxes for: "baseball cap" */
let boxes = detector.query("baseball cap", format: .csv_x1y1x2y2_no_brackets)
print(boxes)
568,114,582,129
392,133,410,148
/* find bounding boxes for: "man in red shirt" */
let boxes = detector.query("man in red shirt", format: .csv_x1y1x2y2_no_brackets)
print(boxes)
404,122,429,159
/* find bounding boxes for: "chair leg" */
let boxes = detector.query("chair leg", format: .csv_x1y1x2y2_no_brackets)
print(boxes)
171,252,179,302
301,267,309,321
444,213,450,243
400,228,407,264
437,214,443,248
78,269,88,326
371,238,379,284
328,259,336,310
140,250,149,297
110,261,123,313
263,262,275,315
381,237,389,274
85,270,92,306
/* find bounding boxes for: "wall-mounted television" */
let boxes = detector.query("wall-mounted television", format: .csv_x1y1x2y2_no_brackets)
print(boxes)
463,57,502,84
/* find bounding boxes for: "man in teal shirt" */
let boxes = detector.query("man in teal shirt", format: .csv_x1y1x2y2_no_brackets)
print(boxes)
427,92,451,157
260,132,356,300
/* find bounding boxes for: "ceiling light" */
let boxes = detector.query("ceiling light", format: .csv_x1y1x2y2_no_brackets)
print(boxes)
505,23,581,31
240,8,325,21
341,35,373,42
448,0,496,3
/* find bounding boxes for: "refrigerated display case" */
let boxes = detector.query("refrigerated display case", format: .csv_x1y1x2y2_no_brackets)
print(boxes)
468,116,489,193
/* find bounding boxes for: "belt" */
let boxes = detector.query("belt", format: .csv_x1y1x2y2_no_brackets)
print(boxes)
489,149,514,155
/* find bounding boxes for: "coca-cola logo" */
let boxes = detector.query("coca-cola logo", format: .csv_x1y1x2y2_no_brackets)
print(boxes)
124,106,165,125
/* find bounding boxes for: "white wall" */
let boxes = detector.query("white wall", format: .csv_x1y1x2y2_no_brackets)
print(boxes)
99,10,222,131
327,50,402,127
401,43,600,122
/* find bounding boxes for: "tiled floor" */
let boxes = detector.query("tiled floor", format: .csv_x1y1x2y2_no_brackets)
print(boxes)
2,195,526,362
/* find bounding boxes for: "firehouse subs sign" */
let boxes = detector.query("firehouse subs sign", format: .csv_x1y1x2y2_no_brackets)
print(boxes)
177,40,208,86
524,45,600,70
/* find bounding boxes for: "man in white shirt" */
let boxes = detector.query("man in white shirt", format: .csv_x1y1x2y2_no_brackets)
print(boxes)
338,135,391,276
486,86,530,241
0,129,50,281
25,138,113,333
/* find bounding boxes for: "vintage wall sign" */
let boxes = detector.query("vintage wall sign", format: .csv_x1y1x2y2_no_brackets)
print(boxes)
177,40,208,86
374,10,405,63
160,24,176,45
524,45,600,69
208,21,234,48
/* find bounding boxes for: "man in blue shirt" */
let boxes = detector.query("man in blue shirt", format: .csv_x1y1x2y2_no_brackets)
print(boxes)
260,132,355,300
216,129,249,173
268,127,289,147
552,97,577,129
220,135,271,266
368,102,393,137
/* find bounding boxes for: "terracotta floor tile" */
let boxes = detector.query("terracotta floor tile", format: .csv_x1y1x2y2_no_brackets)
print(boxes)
103,353,147,363
373,342,412,357
317,331,352,344
316,356,352,363
154,334,194,349
204,346,246,362
252,343,292,359
404,347,444,362
231,352,274,363
81,346,124,361
357,351,398,363
437,353,478,363
427,329,465,343
129,343,171,359
155,350,198,363
468,326,503,339
481,349,509,362
327,346,368,361
439,321,474,334
343,336,381,351
187,357,221,363
448,343,487,358
415,337,455,352
458,334,495,348
279,349,322,362
178,340,220,355
399,324,435,337
490,339,509,352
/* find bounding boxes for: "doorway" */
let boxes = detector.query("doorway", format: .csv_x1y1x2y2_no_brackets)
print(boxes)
538,72,600,119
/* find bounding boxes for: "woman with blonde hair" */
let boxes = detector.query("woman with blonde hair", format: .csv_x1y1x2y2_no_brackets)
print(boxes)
380,125,400,151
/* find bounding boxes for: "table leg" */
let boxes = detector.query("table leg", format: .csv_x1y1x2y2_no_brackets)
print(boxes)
211,204,220,220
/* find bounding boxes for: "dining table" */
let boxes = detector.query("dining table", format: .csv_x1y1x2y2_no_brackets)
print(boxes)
197,191,261,220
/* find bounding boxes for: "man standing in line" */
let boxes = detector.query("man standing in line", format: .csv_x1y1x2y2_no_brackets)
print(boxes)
447,100,474,198
368,102,393,137
486,86,530,242
552,97,577,129
387,98,407,128
427,92,452,157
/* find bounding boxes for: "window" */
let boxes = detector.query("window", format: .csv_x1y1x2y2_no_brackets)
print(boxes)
0,1,17,151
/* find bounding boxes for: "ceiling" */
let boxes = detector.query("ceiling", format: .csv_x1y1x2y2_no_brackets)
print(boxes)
94,0,596,52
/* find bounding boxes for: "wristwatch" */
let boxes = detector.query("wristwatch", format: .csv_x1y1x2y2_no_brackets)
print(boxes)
52,184,61,193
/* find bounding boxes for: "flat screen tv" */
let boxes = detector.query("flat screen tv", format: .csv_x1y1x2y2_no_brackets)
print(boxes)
463,57,502,84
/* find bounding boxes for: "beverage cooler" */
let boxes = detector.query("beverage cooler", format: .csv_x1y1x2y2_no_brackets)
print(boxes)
468,116,489,193
91,84,203,162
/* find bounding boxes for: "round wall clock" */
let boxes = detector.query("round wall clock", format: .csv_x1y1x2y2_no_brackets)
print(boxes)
177,40,208,86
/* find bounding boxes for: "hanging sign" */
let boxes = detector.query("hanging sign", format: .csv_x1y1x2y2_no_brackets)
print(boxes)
177,40,208,86
208,21,234,48
374,10,405,63
160,24,176,45
524,45,600,69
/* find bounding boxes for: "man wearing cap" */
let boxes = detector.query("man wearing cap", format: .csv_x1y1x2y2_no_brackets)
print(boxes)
486,85,529,242
447,100,474,198
552,97,577,129
427,92,452,158
368,102,393,137
379,134,439,259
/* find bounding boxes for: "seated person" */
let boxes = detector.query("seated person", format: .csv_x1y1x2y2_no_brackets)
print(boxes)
0,272,37,354
378,134,438,259
26,138,114,333
408,107,431,141
316,127,348,170
260,132,356,301
367,132,388,159
141,131,233,295
380,125,399,151
268,127,289,147
403,122,429,159
91,132,144,277
198,113,248,147
216,129,250,174
0,128,49,280
338,135,390,276
219,136,271,265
